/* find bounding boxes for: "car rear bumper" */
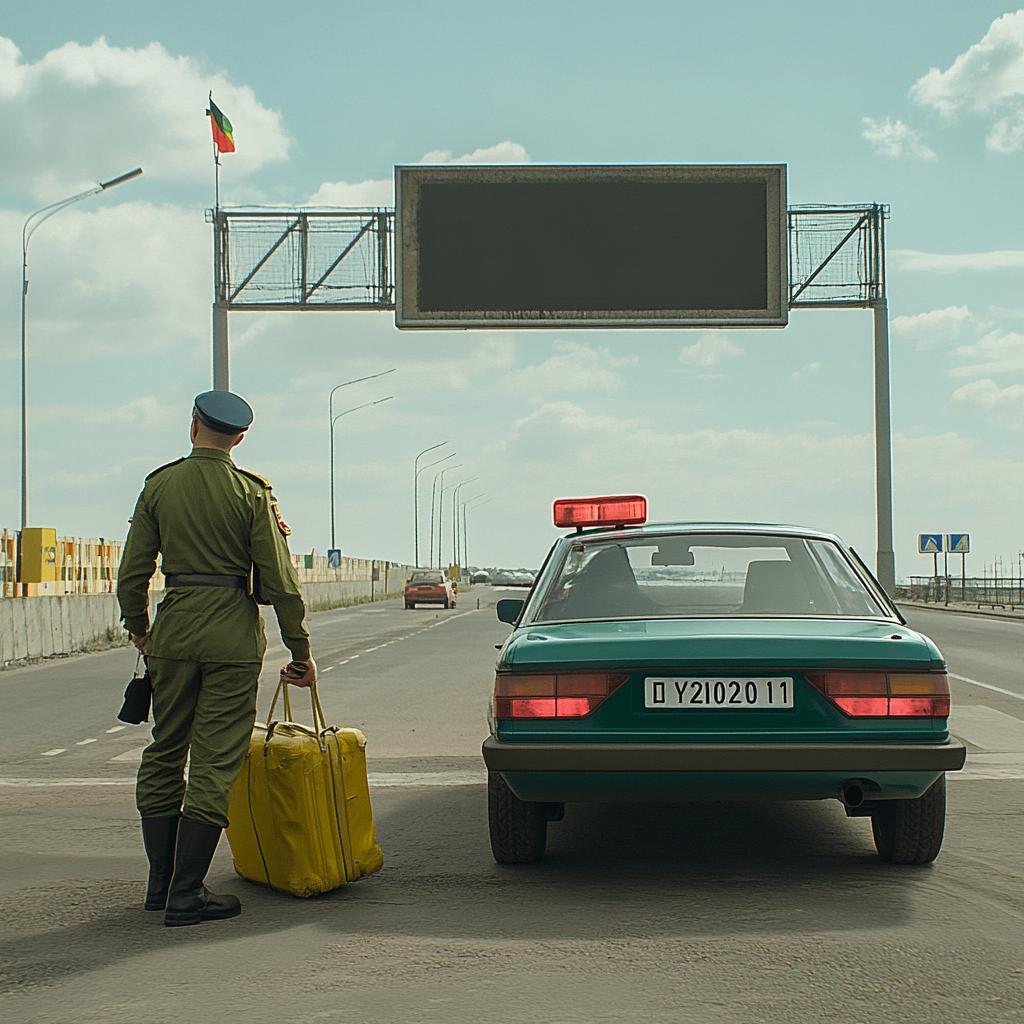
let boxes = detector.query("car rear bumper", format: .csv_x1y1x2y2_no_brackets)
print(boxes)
481,736,967,773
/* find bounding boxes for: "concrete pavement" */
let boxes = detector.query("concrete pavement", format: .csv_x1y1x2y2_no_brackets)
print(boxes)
1,592,1022,1022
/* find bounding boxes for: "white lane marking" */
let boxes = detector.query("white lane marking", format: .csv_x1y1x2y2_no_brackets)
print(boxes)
40,749,66,757
949,706,1024,753
0,778,136,787
322,666,335,672
108,746,148,763
367,771,487,787
75,738,97,746
0,772,485,788
950,755,1024,781
950,673,1024,702
105,726,127,733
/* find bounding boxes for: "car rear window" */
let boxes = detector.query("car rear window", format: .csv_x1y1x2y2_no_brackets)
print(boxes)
531,532,888,621
409,572,444,585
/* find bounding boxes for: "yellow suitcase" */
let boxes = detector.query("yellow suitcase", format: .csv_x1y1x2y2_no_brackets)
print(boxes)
226,680,383,897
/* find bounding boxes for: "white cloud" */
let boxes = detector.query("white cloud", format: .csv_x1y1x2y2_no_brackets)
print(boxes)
418,141,530,165
860,116,936,160
888,249,1024,272
0,37,289,198
952,378,1024,429
504,341,636,402
306,141,531,207
949,329,1024,377
792,361,823,384
0,201,209,358
892,305,971,350
910,10,1024,152
306,178,393,207
678,332,743,367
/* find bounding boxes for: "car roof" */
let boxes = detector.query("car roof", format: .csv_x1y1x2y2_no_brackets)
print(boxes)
560,521,845,544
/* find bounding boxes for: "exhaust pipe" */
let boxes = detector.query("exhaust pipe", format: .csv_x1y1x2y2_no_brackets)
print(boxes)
842,781,865,808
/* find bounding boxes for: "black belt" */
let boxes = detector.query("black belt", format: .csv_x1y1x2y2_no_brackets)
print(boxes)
164,574,248,589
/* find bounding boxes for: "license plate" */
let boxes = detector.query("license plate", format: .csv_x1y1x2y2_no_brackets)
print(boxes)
645,677,795,709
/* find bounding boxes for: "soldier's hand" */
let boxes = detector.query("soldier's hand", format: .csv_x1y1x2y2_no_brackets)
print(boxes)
131,633,149,652
281,657,317,688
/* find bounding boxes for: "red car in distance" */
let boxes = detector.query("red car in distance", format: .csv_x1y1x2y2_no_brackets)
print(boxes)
404,570,456,609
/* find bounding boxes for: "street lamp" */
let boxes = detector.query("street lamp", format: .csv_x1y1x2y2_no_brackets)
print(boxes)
460,492,484,570
327,369,395,548
330,396,393,550
414,442,455,567
464,496,491,574
20,167,143,541
451,477,479,573
430,464,461,568
438,475,466,571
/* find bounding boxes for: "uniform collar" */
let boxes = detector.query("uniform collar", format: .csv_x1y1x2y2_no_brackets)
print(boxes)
188,446,236,464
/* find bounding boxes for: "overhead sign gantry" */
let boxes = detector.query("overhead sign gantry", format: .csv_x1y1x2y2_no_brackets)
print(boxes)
208,165,894,589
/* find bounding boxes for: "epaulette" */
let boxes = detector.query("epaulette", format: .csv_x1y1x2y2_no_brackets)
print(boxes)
235,466,271,489
145,457,185,481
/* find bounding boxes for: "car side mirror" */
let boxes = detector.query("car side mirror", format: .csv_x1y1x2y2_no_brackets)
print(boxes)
496,598,524,624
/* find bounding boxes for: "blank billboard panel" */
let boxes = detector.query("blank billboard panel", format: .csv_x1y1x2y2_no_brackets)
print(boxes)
396,165,787,329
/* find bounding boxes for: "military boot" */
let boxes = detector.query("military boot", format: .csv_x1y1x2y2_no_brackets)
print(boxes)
163,817,241,927
141,815,180,910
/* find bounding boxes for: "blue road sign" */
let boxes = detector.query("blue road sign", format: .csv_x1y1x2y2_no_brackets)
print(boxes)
327,548,342,569
918,534,943,554
946,534,970,554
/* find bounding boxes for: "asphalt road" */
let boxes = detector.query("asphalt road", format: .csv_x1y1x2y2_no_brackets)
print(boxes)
1,593,1022,1023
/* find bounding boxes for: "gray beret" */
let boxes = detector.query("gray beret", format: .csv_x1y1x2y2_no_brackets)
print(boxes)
193,391,254,433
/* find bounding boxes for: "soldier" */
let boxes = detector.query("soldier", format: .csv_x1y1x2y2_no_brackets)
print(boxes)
117,391,315,927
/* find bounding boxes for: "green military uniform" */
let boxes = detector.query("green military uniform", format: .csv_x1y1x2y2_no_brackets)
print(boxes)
117,446,310,829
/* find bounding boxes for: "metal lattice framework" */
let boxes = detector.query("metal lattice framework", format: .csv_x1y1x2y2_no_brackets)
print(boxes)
788,204,887,308
212,209,394,310
214,203,885,313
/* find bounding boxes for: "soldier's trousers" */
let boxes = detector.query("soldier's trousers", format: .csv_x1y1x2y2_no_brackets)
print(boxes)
136,657,260,829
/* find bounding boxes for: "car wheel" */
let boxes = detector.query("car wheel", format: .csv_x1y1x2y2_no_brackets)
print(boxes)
443,598,450,609
405,602,414,609
488,770,547,864
871,774,946,865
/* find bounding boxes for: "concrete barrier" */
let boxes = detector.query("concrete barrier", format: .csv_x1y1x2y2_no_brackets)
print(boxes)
0,594,125,664
1,568,413,666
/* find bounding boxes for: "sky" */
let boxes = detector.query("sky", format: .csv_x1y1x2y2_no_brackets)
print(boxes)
1,1,1022,579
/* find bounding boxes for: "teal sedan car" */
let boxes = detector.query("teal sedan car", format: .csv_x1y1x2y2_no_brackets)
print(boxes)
484,495,966,866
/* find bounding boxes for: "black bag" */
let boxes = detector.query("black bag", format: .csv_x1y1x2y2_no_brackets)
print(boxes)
118,654,152,725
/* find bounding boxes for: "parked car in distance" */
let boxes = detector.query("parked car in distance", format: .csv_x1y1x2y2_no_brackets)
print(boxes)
484,494,965,867
404,570,456,609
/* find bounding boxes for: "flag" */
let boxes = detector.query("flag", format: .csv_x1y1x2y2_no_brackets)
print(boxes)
207,97,235,153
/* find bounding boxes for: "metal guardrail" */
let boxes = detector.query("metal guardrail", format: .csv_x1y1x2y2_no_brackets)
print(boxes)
898,577,1024,611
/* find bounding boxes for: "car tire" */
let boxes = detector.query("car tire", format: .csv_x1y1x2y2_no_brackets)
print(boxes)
488,770,547,864
443,598,450,609
871,774,946,865
405,602,414,609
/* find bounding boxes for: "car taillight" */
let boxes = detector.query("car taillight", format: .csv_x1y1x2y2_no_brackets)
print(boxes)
493,672,629,719
806,671,950,717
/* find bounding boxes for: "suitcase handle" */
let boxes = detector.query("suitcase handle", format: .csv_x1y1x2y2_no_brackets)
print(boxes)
267,679,329,736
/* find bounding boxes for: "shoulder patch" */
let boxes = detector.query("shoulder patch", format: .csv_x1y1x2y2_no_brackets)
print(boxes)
271,501,292,536
235,467,271,488
145,457,185,481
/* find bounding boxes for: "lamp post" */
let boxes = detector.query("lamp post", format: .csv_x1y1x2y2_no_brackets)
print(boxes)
19,167,143,546
330,396,393,550
451,477,479,575
460,492,484,570
327,369,395,548
464,496,491,574
430,464,461,568
414,442,454,567
438,475,466,572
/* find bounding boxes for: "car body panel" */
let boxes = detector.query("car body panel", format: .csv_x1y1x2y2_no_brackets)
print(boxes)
498,770,947,803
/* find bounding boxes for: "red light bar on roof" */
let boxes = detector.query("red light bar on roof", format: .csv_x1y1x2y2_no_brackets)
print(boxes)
553,495,647,529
